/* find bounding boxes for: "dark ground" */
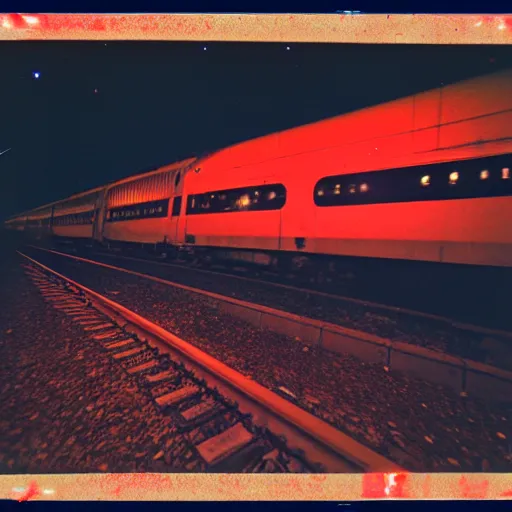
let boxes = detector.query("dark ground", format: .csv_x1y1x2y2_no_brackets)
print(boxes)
3,235,510,473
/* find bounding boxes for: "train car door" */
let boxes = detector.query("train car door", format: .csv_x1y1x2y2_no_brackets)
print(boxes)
247,173,282,250
93,189,107,243
167,169,185,245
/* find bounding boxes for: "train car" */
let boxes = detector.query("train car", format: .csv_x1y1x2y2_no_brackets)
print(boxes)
180,68,512,272
51,187,104,243
4,69,512,278
25,204,54,239
4,214,27,232
101,157,197,249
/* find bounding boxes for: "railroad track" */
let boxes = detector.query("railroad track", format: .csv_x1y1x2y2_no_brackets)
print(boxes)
51,244,512,339
18,250,401,474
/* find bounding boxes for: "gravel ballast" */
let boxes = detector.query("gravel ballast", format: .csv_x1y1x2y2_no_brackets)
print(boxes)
0,251,199,474
22,247,512,473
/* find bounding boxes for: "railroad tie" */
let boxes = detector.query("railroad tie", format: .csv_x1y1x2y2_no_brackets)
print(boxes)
93,330,124,341
54,302,84,309
155,385,201,408
71,315,99,322
103,338,136,350
194,422,254,466
84,322,113,332
121,353,154,369
112,346,145,360
61,307,88,314
78,319,105,326
181,398,220,422
127,360,159,374
145,370,178,384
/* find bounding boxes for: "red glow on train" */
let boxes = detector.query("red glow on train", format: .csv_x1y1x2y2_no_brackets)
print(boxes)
5,70,512,270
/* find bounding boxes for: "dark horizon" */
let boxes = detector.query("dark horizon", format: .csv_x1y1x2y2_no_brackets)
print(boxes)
1,41,512,220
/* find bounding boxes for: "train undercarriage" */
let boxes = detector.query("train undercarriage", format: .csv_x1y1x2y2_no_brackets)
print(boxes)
7,228,509,331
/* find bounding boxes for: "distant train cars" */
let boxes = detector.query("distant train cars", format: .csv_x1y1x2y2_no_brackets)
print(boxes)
51,188,103,240
5,69,512,271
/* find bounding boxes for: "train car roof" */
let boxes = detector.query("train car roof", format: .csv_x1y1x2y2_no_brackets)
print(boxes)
202,68,512,171
10,184,107,220
6,156,199,220
106,156,197,189
6,68,512,220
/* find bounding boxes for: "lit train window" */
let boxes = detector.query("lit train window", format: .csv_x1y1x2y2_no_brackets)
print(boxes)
449,171,459,185
314,153,512,207
238,194,251,208
186,184,286,215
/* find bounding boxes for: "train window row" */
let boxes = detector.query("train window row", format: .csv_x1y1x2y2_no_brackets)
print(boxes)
108,171,173,209
314,153,512,207
106,198,170,222
186,184,287,215
52,211,95,226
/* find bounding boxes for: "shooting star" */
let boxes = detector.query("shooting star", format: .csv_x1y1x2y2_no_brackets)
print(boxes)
0,148,11,157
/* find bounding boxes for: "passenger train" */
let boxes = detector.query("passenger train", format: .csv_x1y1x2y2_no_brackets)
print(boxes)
5,68,512,282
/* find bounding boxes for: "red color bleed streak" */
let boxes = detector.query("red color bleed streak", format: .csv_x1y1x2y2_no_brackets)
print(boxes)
458,476,490,499
17,481,40,502
2,14,108,32
362,473,409,499
100,474,175,498
475,15,512,30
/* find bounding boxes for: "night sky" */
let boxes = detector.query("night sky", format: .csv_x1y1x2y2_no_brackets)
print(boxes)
1,42,511,220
